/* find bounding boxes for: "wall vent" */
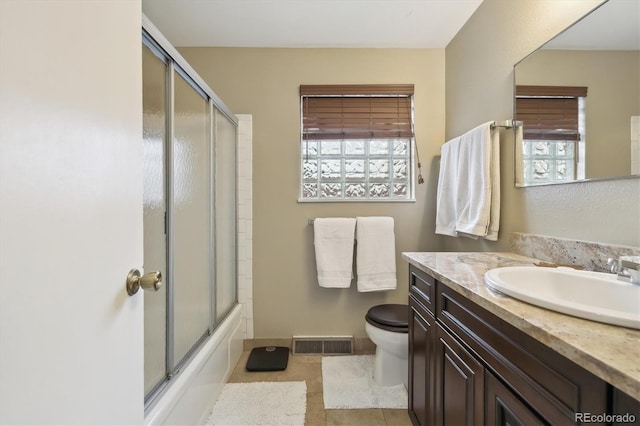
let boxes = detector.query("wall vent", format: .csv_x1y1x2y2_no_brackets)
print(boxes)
292,336,354,355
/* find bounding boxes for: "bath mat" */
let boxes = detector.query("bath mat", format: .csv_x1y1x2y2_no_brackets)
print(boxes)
322,355,408,409
246,346,289,371
203,381,306,425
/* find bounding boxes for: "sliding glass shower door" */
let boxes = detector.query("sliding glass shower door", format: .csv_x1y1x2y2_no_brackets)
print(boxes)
214,109,237,322
142,31,238,404
172,70,212,366
142,43,168,397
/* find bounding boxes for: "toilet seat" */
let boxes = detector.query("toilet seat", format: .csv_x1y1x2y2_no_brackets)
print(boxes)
365,304,408,333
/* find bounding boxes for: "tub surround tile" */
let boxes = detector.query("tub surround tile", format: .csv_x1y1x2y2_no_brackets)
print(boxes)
402,251,640,401
237,114,253,339
510,232,640,272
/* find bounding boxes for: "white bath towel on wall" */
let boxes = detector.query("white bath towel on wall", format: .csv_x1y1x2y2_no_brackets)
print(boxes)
436,121,500,240
435,137,460,237
485,124,501,240
313,218,356,288
356,216,397,292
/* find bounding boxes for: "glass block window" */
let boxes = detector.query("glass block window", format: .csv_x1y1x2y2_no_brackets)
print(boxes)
521,140,577,184
516,85,587,185
300,85,415,201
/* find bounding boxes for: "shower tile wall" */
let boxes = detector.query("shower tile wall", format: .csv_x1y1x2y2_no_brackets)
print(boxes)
237,114,254,339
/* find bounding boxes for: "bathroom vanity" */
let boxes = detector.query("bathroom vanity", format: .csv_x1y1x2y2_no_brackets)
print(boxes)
403,252,640,426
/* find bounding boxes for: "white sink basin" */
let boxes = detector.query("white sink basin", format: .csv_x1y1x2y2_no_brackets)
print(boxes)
484,266,640,329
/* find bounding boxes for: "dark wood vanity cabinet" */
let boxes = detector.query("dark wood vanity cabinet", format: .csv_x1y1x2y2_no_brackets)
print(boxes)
409,294,435,426
434,322,484,426
485,370,545,426
407,264,631,426
409,265,437,425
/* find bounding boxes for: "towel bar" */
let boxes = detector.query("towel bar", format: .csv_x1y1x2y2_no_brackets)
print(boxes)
491,120,522,129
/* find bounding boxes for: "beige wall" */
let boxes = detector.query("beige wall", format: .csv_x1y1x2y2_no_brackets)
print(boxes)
444,0,640,251
517,49,640,178
179,48,445,338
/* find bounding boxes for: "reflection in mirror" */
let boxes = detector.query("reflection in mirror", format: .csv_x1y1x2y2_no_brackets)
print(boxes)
514,0,639,187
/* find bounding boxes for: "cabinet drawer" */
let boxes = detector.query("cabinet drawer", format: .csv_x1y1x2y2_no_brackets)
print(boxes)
409,265,435,315
437,283,607,425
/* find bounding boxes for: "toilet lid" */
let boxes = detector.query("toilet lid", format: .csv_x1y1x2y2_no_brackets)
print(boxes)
366,304,408,328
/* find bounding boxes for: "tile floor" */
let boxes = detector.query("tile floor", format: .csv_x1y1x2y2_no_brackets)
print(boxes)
228,350,413,426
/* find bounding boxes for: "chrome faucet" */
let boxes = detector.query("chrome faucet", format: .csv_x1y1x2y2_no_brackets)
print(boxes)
608,256,640,285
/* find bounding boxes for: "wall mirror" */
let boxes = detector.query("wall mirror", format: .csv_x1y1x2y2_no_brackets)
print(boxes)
514,0,639,187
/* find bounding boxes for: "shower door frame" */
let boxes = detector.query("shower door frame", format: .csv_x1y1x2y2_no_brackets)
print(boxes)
142,15,239,410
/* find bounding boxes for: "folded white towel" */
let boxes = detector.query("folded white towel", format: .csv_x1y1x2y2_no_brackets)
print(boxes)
436,121,500,240
355,217,397,292
313,218,356,288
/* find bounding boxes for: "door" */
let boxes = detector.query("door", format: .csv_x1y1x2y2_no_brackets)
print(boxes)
485,372,545,426
435,324,485,426
0,1,144,424
409,296,435,426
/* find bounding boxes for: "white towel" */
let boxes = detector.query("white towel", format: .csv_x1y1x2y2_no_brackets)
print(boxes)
355,217,397,292
485,124,501,241
514,125,525,187
435,137,460,237
313,218,356,288
436,121,500,240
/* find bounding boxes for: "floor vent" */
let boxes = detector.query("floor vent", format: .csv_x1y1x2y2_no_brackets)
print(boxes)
292,336,354,355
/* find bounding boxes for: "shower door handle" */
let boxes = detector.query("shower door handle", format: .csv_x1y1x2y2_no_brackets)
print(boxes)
126,269,162,296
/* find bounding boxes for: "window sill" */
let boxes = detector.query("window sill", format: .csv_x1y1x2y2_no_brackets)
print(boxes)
297,198,416,203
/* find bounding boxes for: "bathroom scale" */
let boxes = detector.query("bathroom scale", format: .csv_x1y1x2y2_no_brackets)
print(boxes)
245,346,289,371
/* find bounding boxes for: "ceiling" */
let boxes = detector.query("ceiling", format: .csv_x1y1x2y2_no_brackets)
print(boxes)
142,0,484,48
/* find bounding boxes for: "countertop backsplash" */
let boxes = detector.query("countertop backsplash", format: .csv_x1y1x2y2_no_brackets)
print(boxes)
510,232,640,272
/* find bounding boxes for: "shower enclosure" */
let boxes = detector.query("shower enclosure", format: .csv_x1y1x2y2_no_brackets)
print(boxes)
142,26,238,407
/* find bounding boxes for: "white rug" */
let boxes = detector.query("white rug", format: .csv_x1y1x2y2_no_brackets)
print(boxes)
322,355,408,409
204,381,306,425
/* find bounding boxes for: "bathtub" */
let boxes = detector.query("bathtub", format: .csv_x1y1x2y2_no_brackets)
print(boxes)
144,304,244,425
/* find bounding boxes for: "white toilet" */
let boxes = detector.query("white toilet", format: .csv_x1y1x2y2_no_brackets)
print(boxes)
364,304,409,389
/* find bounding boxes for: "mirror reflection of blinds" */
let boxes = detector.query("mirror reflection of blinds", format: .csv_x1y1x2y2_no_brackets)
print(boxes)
515,85,587,141
300,84,414,141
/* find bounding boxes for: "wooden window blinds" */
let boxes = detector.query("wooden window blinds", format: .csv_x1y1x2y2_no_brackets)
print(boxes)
515,85,588,141
300,84,415,141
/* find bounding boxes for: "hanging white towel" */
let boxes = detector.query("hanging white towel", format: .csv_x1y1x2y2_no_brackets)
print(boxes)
435,137,460,237
313,218,356,288
485,124,501,241
436,121,500,240
356,217,397,292
514,125,525,187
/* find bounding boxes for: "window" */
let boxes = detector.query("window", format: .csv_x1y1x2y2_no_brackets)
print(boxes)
516,85,587,185
300,84,416,201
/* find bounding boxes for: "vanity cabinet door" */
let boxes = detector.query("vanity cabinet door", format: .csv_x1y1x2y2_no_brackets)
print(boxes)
409,295,435,426
612,389,640,426
435,323,484,426
485,371,545,426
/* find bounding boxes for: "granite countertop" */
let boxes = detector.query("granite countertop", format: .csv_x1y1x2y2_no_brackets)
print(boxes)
402,251,640,401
